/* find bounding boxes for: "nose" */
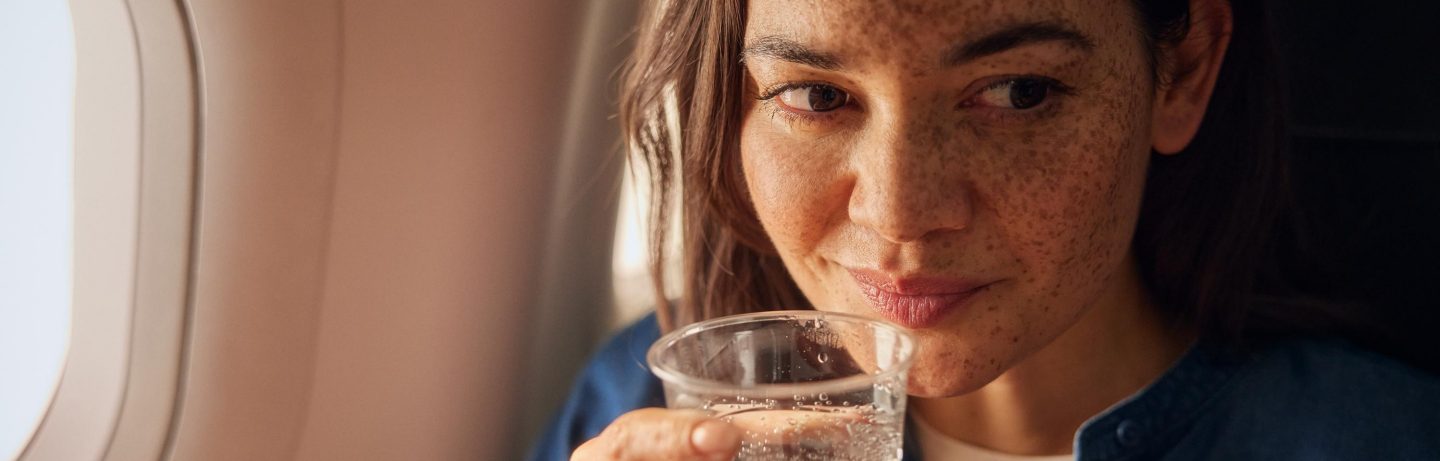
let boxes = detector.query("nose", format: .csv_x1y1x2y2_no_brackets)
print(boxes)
846,118,972,244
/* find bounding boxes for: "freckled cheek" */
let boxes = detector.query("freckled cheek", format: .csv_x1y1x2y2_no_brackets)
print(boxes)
739,131,841,255
979,131,1136,296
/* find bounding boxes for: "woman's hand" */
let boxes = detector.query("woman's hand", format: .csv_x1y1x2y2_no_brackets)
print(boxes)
571,408,741,461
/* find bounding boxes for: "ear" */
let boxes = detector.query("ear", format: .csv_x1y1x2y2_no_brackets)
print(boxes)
1152,0,1233,155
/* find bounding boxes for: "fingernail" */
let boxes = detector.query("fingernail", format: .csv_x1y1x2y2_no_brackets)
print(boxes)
691,419,740,456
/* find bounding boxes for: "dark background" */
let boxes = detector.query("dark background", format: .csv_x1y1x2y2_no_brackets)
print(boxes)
1271,2,1440,371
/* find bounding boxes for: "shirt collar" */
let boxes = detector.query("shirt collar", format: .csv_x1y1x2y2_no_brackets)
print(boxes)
1072,341,1250,460
900,341,1250,461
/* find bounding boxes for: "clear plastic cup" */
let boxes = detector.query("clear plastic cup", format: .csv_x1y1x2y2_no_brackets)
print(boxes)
647,310,917,460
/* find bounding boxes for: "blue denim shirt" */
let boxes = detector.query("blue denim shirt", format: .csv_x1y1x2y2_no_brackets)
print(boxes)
529,313,1440,460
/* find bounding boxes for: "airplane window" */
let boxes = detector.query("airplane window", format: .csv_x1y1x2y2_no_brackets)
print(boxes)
610,167,650,328
0,1,75,458
610,165,679,331
610,89,685,333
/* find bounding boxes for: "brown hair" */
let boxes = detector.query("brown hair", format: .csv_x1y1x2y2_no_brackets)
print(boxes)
620,0,801,331
622,0,1325,344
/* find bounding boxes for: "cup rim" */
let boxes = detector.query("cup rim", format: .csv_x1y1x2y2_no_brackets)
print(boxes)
646,309,917,397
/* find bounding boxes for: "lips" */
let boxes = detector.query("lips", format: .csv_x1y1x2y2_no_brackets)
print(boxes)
847,268,990,329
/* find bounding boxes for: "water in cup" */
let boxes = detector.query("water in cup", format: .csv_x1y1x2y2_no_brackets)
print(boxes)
649,311,916,461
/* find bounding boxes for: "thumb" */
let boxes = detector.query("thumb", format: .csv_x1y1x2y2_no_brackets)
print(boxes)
572,408,741,460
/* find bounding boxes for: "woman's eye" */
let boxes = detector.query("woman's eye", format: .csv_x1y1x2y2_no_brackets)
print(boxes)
972,78,1053,110
776,84,849,112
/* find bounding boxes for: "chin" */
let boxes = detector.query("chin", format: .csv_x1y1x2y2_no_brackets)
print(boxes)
902,336,1014,398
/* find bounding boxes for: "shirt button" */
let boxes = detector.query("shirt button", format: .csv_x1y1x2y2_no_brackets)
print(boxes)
1115,420,1143,447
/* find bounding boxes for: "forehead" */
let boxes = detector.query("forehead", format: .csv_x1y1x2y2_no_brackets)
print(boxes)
744,0,1132,58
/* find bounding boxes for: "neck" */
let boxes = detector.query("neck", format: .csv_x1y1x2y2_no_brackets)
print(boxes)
911,256,1193,456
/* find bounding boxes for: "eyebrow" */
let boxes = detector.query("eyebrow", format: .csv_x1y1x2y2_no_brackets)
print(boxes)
946,21,1095,65
741,21,1095,71
741,35,843,70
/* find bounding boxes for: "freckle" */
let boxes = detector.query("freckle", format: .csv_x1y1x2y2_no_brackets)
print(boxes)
1011,336,1019,343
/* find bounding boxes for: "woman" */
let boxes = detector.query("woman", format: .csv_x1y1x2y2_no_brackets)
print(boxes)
533,0,1440,459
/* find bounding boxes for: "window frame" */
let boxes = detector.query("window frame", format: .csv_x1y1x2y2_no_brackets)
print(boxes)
18,0,199,459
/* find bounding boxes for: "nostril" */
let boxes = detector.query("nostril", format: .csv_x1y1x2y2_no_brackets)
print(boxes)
849,189,969,245
875,222,929,244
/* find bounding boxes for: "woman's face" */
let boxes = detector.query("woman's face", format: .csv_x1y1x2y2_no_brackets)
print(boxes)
739,0,1157,397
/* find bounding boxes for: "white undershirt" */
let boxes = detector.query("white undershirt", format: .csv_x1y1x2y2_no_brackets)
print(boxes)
912,415,1074,461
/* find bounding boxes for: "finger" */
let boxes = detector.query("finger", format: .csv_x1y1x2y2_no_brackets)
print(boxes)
571,408,741,461
721,408,864,444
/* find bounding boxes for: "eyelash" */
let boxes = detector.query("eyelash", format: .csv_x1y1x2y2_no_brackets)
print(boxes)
966,75,1074,122
756,81,847,126
755,76,1074,126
